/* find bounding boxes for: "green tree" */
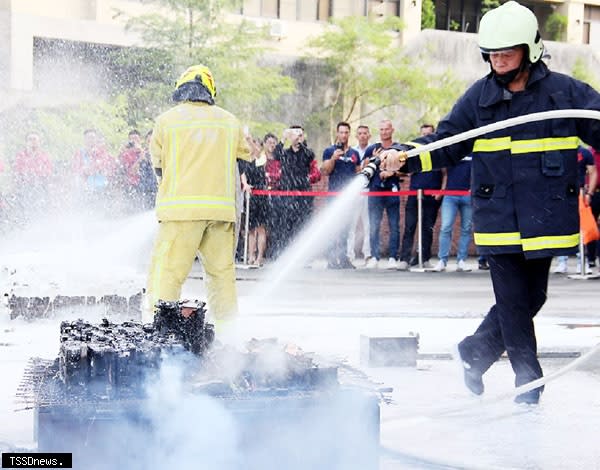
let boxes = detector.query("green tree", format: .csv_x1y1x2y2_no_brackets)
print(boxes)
1,99,129,162
481,0,501,15
306,15,464,140
572,57,600,91
421,0,436,29
114,0,296,130
449,19,461,31
545,12,567,41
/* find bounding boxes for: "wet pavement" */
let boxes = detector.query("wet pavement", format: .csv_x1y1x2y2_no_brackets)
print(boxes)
1,259,599,469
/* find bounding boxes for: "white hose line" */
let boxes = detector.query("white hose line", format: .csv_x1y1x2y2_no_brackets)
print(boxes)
381,344,600,467
404,109,600,159
380,109,600,467
485,341,600,403
380,445,522,470
383,108,600,422
385,342,600,428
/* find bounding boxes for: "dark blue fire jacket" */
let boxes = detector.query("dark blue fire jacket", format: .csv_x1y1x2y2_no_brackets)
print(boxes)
399,61,600,258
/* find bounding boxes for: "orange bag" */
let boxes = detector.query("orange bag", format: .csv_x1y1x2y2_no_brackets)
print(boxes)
579,194,600,244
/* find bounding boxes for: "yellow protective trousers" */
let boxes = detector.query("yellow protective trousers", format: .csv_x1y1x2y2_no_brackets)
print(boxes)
146,220,238,322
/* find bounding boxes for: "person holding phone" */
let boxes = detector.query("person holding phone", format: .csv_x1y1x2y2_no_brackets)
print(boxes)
321,122,361,269
272,126,316,253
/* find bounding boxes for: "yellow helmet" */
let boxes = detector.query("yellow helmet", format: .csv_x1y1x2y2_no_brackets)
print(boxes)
478,1,544,63
175,65,217,99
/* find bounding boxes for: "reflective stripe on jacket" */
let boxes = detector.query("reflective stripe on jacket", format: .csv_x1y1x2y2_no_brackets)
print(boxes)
151,102,251,222
403,61,600,258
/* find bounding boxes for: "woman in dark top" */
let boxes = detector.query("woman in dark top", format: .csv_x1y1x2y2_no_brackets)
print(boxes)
240,140,270,266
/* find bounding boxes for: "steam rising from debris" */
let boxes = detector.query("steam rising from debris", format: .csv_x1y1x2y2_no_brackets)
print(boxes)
111,357,380,470
22,316,380,470
140,360,241,470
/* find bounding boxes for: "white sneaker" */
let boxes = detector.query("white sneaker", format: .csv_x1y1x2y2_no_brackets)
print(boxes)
575,262,592,274
553,261,568,274
433,260,446,272
456,260,472,272
422,260,433,269
366,257,378,269
397,260,409,271
386,258,398,269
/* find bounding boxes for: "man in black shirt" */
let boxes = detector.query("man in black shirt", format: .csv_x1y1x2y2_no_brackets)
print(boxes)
275,126,316,252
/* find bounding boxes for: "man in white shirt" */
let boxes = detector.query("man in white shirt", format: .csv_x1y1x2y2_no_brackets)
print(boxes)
347,125,372,265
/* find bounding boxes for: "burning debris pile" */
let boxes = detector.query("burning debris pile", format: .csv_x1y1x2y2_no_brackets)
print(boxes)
192,338,338,396
17,301,381,470
18,300,340,408
19,300,213,405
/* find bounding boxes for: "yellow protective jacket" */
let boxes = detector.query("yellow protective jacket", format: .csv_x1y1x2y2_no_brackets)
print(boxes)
151,101,251,222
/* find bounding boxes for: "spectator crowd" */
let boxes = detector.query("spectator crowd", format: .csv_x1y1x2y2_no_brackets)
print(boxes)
0,128,158,228
1,120,598,274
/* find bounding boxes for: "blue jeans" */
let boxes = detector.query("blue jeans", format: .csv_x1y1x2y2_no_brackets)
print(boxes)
368,195,400,260
438,195,472,263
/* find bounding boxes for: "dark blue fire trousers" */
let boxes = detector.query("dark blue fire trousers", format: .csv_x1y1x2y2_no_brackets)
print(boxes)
459,253,552,391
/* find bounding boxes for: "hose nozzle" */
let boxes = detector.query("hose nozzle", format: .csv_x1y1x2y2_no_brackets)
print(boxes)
358,156,381,186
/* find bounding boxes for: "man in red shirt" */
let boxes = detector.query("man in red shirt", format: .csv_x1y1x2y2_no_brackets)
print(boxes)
72,129,116,198
118,130,144,199
13,132,53,213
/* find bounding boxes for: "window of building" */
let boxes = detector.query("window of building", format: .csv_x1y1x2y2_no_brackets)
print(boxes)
583,4,600,44
387,0,401,16
317,0,332,21
435,0,480,32
298,0,319,21
369,0,401,17
261,0,280,18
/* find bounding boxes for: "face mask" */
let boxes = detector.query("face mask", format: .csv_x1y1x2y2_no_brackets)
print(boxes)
492,55,529,87
493,67,520,86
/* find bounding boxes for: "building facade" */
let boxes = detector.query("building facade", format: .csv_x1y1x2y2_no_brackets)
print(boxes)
0,0,598,94
433,0,600,46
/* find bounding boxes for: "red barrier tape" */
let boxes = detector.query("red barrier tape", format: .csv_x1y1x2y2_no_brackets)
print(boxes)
250,189,471,197
425,190,471,196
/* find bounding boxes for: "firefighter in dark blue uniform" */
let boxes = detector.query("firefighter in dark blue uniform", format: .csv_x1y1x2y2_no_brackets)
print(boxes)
382,1,600,404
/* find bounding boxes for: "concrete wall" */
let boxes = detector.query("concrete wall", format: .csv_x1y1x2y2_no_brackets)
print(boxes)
402,29,600,86
399,0,423,45
560,0,585,44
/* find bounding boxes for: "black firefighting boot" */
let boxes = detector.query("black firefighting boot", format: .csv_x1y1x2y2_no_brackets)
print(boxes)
455,342,484,396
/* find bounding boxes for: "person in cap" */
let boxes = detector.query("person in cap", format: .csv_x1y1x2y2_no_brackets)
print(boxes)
381,1,600,404
145,65,255,329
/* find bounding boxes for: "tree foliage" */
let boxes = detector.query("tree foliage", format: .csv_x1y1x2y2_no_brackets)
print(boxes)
480,0,501,15
421,0,436,29
305,15,465,140
572,57,600,91
0,100,129,163
114,0,296,129
545,12,567,42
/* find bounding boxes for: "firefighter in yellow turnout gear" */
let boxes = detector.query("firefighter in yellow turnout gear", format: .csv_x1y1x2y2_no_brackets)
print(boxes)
146,65,253,327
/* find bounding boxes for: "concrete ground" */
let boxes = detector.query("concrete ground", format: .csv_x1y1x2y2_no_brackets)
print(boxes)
193,259,600,469
2,258,599,469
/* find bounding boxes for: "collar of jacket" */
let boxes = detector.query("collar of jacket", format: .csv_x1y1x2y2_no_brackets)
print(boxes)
172,82,215,105
478,61,550,108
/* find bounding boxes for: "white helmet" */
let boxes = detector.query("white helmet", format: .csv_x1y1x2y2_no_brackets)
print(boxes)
478,1,544,63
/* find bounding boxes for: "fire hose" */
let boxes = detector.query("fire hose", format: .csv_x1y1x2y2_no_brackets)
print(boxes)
377,109,600,463
360,109,600,183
